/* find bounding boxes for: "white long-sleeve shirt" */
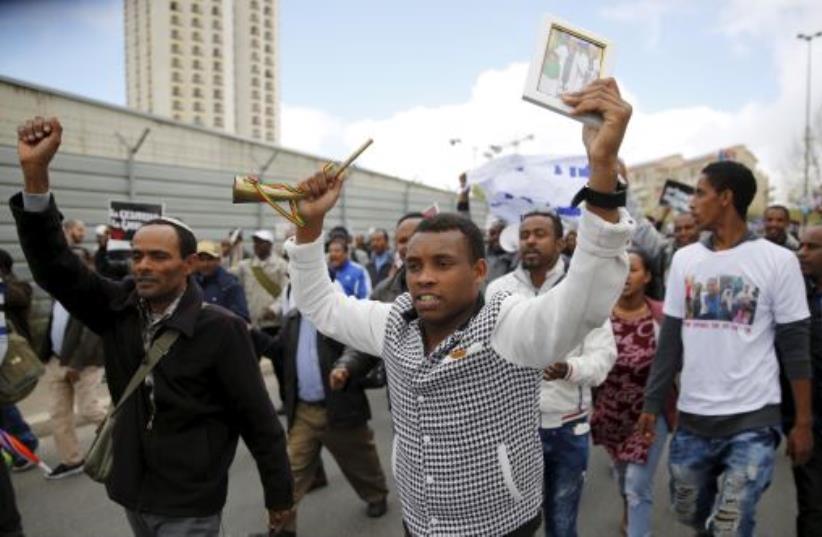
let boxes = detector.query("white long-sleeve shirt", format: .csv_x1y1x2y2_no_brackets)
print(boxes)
285,208,633,537
284,208,632,370
486,263,617,429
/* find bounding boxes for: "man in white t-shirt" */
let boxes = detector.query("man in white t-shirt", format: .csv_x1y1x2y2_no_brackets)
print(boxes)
639,160,813,537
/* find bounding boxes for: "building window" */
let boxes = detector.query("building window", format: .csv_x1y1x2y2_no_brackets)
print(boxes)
170,1,179,11
193,102,203,112
213,60,222,71
251,25,259,36
213,74,223,84
214,102,223,113
192,45,201,55
192,59,201,70
266,131,275,142
192,31,202,42
212,20,221,30
265,56,273,66
251,38,259,48
213,47,221,58
264,18,272,29
252,89,260,99
252,77,259,87
193,87,202,98
172,86,181,96
252,102,260,112
191,3,200,13
253,128,261,138
171,43,181,53
251,64,259,74
193,73,202,83
251,51,260,62
266,106,273,115
251,13,259,23
171,57,181,68
265,94,273,104
265,81,273,91
213,33,221,44
264,44,272,53
173,113,182,121
265,118,273,128
264,69,272,79
172,71,182,82
214,116,224,128
173,100,183,111
211,6,220,15
171,14,180,25
251,0,259,9
194,116,203,125
192,17,201,28
264,6,272,15
171,29,180,39
214,88,223,99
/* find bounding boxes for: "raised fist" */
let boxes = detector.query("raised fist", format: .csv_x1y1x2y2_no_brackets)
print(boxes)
17,116,62,193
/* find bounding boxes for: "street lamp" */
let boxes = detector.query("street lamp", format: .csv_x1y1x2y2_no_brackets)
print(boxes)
797,31,822,225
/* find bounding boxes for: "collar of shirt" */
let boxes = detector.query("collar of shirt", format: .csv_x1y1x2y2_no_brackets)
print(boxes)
700,229,757,251
140,289,185,350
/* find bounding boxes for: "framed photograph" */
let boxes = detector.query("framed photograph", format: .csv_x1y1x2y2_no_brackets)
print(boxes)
522,16,614,125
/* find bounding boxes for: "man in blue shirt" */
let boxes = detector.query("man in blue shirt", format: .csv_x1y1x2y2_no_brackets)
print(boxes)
195,240,250,321
327,237,371,299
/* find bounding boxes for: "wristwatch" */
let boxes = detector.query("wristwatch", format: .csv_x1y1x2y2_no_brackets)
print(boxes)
570,174,628,209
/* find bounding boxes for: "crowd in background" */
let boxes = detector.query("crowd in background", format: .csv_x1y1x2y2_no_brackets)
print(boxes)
2,118,821,537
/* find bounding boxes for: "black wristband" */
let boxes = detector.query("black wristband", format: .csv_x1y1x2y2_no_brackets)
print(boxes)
571,178,627,209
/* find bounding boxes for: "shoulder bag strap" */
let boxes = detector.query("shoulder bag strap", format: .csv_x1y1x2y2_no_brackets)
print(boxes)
103,329,179,421
251,265,282,299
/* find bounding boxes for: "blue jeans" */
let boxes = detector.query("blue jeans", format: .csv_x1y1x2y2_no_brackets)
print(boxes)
668,426,779,537
540,420,589,537
615,417,669,537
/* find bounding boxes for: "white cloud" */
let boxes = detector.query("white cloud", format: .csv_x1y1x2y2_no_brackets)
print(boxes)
281,1,822,201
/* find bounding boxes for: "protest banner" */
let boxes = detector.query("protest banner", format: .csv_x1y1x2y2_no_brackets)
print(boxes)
659,179,694,213
108,201,164,251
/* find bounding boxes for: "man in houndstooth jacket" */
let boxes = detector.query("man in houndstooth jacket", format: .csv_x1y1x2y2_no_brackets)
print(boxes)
285,79,634,537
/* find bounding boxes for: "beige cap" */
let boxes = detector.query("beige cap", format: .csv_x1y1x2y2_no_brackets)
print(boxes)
196,240,221,259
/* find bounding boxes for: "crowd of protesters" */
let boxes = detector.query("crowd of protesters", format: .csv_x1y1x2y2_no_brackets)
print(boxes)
1,77,820,537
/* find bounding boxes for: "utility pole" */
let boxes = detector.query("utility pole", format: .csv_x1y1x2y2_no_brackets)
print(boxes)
797,31,822,226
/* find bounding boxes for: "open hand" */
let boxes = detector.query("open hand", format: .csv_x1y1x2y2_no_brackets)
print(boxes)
787,424,814,466
267,508,290,534
636,412,657,444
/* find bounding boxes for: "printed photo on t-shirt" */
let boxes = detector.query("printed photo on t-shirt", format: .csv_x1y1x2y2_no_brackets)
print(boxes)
683,274,760,326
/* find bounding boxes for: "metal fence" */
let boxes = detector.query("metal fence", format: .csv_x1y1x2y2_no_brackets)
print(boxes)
0,144,486,316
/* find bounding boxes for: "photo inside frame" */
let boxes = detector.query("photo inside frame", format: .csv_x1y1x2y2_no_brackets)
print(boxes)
537,24,605,97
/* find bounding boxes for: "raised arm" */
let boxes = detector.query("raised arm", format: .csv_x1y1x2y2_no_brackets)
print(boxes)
493,78,634,368
11,117,122,334
284,169,391,356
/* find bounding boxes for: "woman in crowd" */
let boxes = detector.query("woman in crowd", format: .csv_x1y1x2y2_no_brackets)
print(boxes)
591,250,677,537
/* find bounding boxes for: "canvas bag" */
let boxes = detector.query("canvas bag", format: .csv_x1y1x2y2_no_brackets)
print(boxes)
0,323,44,405
84,329,179,483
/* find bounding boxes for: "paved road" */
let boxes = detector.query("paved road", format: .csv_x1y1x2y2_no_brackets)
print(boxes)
9,378,797,536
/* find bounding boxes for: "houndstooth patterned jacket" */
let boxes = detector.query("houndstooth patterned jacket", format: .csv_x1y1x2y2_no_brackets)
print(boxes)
285,209,634,536
385,291,543,536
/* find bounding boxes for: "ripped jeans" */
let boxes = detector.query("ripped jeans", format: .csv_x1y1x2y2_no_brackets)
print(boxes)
668,426,779,537
539,419,589,537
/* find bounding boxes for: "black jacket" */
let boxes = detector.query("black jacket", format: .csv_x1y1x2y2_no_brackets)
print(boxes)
12,194,292,517
253,309,373,430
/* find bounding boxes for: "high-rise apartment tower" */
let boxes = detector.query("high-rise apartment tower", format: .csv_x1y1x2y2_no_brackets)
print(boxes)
125,0,279,142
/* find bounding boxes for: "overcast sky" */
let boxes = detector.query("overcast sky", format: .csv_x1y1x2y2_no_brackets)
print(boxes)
0,0,820,198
